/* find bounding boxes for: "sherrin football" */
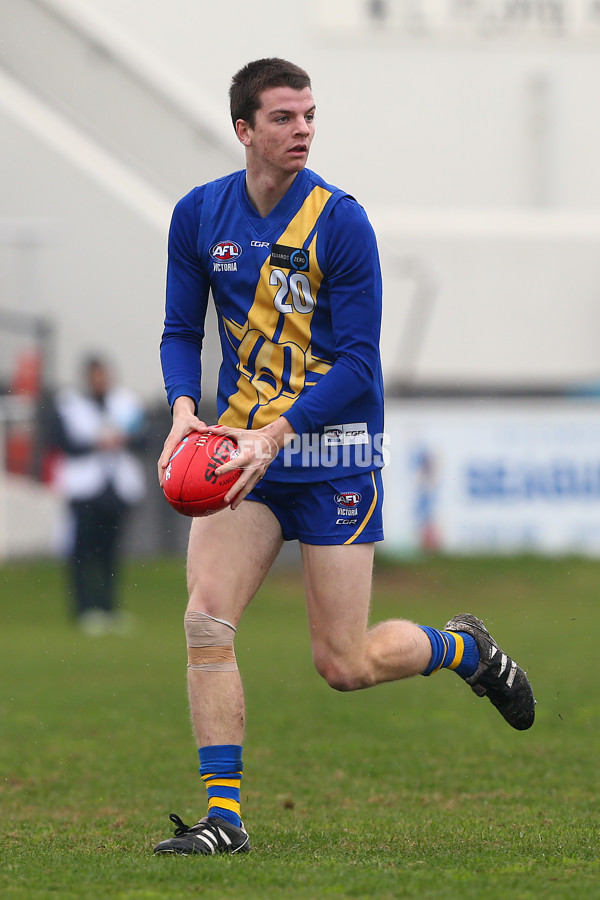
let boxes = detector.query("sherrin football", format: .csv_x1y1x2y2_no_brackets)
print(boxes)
162,431,242,516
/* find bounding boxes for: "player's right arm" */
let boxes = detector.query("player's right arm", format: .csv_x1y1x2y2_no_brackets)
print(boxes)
158,188,211,485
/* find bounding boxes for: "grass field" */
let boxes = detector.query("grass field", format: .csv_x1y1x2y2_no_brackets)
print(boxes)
1,552,599,899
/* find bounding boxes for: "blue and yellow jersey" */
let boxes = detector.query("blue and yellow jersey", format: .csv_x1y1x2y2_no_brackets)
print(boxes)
161,167,384,482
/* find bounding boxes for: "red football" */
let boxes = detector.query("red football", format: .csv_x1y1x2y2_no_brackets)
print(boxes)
162,431,242,517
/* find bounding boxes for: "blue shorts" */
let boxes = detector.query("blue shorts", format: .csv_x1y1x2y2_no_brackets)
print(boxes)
245,469,384,546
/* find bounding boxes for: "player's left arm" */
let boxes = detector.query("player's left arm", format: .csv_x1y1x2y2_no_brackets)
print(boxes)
211,415,297,509
279,197,383,437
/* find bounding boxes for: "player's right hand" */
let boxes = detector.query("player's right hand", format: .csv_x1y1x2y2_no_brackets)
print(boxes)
157,396,206,487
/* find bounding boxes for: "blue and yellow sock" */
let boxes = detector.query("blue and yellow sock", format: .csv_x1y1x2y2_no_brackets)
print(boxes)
419,626,479,679
199,744,243,827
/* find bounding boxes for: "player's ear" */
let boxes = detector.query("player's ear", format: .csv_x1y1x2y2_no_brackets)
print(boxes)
235,119,252,146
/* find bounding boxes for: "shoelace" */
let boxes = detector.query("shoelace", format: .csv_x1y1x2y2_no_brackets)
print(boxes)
169,813,193,836
168,812,232,851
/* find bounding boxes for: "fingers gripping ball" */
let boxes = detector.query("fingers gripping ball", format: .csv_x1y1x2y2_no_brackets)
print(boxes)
163,431,242,517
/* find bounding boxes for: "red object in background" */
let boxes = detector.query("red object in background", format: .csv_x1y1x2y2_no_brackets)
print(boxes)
5,348,42,476
11,348,42,398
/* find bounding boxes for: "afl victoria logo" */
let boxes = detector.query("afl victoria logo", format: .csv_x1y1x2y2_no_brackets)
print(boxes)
210,241,242,262
335,492,362,507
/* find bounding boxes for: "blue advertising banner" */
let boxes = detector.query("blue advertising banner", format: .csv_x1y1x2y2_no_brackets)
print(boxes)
383,400,600,556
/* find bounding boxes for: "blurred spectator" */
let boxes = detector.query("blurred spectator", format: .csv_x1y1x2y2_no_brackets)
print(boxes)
47,355,147,634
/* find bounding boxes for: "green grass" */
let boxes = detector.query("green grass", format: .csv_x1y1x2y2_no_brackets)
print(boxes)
1,553,599,899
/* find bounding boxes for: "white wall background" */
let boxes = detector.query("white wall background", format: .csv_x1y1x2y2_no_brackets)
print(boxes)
2,0,600,401
78,0,600,209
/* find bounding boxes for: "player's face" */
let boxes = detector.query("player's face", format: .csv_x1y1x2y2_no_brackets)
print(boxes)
240,86,315,176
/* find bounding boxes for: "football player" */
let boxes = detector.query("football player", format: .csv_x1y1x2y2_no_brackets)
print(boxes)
154,58,535,857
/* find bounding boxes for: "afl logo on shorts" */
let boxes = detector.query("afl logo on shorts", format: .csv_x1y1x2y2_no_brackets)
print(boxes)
335,491,362,507
210,241,242,262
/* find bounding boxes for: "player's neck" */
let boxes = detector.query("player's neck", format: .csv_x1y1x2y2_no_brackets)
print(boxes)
244,167,300,218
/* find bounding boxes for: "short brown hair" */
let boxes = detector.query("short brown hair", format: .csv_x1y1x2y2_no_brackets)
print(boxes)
229,58,311,129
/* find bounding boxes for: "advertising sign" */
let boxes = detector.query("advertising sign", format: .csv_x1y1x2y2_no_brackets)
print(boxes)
383,400,600,556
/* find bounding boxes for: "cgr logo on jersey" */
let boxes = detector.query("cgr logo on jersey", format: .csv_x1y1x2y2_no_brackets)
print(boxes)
210,240,241,272
323,423,369,446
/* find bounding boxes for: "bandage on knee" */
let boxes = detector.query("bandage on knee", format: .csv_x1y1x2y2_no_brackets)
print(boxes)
184,610,238,672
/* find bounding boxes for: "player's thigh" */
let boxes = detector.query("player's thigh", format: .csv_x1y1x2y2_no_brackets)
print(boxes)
187,499,283,624
300,541,375,655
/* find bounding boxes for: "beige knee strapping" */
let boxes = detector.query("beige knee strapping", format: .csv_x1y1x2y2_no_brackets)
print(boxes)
184,610,238,671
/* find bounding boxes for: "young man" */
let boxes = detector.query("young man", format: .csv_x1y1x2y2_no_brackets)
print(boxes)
154,58,535,857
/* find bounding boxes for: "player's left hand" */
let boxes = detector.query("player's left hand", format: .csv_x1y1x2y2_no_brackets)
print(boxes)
210,417,296,510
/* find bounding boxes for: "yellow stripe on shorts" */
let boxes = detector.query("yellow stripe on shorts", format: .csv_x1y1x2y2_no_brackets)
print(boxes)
344,471,378,545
